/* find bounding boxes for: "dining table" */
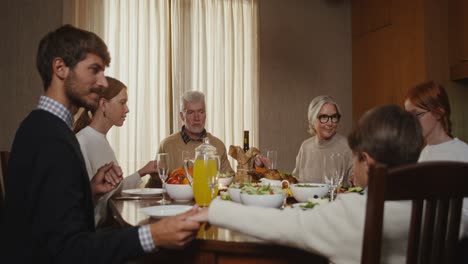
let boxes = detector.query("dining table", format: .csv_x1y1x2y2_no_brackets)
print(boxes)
109,191,328,264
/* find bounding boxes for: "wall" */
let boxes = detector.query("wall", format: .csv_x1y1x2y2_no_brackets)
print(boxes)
258,0,352,172
0,0,63,151
425,0,468,142
352,0,427,124
0,0,353,175
351,0,468,143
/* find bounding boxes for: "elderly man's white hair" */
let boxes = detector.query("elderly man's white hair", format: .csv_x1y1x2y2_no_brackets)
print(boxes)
180,90,205,112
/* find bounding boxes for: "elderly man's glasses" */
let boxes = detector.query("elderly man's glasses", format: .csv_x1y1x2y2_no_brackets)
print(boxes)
318,114,341,124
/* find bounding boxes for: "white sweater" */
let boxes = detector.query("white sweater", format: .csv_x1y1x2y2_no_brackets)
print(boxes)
418,137,468,236
76,126,143,225
209,194,411,264
418,138,468,162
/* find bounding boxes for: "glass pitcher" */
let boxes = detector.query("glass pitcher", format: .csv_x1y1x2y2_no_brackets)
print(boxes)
185,138,219,206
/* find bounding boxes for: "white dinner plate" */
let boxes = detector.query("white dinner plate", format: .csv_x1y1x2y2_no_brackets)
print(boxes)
139,205,193,219
122,188,163,196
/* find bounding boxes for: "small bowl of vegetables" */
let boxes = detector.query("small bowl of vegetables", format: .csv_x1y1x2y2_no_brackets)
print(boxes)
290,183,328,203
218,172,234,187
227,186,242,203
227,182,254,203
239,184,286,208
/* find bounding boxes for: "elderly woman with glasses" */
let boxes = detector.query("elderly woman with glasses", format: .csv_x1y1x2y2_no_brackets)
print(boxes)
292,95,353,185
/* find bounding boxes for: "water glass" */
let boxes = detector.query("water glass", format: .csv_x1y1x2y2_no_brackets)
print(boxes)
182,150,194,185
207,155,220,200
323,152,345,201
157,153,171,204
267,150,278,169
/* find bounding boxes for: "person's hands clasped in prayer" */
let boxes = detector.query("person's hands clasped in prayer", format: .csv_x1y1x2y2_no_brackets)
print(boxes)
90,162,123,195
188,207,209,223
151,205,202,249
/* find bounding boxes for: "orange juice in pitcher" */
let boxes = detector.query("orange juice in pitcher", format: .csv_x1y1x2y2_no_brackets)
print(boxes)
192,138,219,206
193,158,218,206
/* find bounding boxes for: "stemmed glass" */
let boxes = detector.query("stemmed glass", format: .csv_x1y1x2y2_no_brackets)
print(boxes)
157,153,171,204
323,152,346,201
266,150,278,169
207,155,220,202
182,150,194,185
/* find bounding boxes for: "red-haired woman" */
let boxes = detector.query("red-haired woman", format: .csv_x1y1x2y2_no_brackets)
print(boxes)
404,81,468,162
404,81,468,238
75,77,157,227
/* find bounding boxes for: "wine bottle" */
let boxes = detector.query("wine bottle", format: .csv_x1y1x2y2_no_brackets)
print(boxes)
243,130,250,152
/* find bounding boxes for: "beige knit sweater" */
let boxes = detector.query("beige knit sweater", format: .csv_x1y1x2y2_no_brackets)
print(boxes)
292,134,353,186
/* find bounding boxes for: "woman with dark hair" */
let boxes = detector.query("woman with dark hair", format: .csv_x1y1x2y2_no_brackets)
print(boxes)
75,76,157,226
188,105,424,264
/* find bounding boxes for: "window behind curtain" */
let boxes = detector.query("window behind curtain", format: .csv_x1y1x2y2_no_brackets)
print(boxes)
63,0,258,177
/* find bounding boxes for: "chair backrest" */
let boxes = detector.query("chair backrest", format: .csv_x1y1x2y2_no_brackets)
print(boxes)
0,150,10,208
362,161,468,264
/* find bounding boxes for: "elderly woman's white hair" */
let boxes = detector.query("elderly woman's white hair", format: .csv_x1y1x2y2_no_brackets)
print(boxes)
180,90,205,112
307,95,341,136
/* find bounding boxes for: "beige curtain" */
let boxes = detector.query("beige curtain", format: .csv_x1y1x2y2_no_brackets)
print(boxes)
63,0,170,177
171,0,259,167
63,0,258,176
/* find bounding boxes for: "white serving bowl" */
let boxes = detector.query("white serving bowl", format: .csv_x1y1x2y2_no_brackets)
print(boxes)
290,183,329,203
227,187,242,203
165,183,194,202
259,178,290,188
218,176,234,187
240,193,285,208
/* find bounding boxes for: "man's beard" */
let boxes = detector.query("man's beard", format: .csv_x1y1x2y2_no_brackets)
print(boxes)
189,127,204,133
64,71,101,112
186,125,205,134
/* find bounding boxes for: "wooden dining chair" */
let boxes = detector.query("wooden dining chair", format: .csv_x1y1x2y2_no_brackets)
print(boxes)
0,150,10,209
361,161,468,264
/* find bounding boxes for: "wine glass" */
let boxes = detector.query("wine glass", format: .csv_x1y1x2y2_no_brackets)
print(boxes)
157,153,171,204
266,150,278,169
323,152,345,201
207,155,220,201
182,150,194,185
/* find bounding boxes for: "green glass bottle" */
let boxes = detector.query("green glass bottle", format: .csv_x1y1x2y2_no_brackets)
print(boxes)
243,130,250,152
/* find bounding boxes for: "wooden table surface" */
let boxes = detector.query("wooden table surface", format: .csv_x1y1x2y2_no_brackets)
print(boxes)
109,194,328,264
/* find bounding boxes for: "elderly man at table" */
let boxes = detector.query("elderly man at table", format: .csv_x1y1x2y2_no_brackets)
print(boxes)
1,24,200,264
189,105,426,264
146,90,233,187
